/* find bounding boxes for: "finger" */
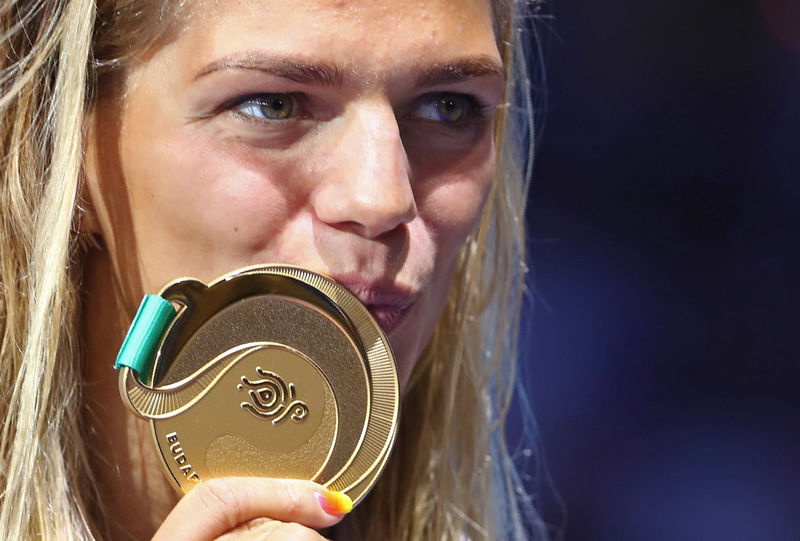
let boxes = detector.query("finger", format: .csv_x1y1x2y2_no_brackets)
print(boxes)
216,518,330,541
152,477,351,541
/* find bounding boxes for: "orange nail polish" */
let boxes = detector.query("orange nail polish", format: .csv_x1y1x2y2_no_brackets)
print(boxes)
316,490,353,515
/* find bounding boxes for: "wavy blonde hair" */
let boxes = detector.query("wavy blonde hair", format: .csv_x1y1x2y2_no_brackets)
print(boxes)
0,1,545,539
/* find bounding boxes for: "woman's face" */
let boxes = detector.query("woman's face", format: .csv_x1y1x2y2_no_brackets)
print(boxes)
85,0,505,385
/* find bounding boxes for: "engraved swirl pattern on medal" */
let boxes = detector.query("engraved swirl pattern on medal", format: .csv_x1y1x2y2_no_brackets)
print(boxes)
237,367,310,424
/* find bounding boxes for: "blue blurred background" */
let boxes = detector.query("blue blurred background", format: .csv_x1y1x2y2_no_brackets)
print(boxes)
519,0,800,539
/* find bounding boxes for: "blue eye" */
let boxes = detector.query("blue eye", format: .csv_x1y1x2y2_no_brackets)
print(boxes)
235,94,295,120
414,93,476,123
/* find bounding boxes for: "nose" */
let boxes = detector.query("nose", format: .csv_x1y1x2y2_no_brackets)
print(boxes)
309,100,417,239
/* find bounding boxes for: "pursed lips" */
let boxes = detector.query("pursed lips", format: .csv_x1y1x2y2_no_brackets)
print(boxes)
329,275,418,335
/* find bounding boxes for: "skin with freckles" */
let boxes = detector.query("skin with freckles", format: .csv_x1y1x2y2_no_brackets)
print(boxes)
82,0,503,538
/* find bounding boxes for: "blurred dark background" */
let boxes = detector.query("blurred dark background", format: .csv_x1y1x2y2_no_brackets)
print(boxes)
519,0,800,539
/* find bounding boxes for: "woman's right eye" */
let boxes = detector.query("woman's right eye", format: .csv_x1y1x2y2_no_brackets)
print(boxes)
232,93,297,121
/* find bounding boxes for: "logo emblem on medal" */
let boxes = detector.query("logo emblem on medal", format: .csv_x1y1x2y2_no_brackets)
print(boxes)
237,368,309,424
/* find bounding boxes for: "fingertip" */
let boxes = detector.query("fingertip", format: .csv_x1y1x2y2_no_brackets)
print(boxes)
316,490,353,516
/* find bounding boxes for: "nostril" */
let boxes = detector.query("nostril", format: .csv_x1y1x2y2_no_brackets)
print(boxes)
324,219,408,241
327,220,366,237
312,179,417,239
336,194,416,238
361,192,417,239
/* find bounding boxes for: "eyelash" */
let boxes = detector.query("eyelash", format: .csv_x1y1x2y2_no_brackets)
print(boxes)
225,92,490,126
409,93,490,125
227,93,304,122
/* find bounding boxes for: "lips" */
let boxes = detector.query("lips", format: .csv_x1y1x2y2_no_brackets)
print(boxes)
330,276,417,335
362,304,412,335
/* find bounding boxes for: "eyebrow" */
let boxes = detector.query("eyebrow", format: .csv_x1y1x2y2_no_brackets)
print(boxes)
415,56,506,87
194,53,345,87
195,52,505,88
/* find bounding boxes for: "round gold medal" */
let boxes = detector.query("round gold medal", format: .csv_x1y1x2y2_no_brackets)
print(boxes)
116,265,400,506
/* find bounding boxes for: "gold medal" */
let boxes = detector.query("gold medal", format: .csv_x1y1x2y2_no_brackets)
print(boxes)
115,265,399,506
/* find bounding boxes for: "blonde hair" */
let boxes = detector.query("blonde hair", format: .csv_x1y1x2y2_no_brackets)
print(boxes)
0,1,545,539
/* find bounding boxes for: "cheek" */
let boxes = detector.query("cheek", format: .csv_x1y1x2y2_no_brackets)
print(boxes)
427,176,491,237
414,142,495,265
157,143,297,241
119,115,312,286
392,153,492,383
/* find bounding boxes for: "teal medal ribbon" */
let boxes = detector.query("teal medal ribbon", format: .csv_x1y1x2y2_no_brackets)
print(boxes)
114,294,176,384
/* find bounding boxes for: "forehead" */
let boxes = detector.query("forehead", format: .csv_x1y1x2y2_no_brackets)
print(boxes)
180,0,500,76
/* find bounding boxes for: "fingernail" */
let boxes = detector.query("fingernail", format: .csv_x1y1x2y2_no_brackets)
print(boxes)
316,490,353,515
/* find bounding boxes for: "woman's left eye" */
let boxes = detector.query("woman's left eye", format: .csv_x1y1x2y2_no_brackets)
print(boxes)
233,94,297,120
412,93,482,123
